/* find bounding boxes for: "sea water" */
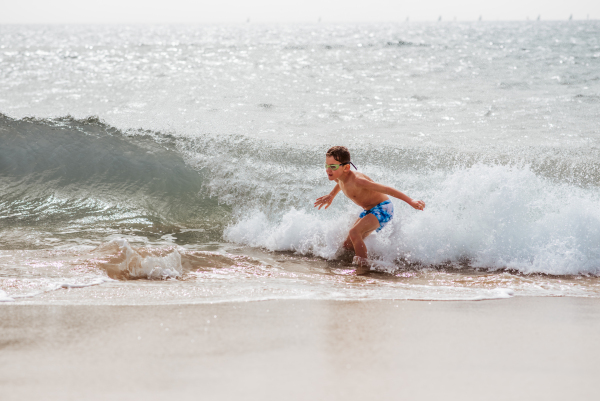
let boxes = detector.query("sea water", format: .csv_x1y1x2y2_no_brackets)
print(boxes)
1,22,599,304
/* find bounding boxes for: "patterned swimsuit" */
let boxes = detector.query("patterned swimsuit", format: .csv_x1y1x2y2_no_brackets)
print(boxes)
359,200,394,232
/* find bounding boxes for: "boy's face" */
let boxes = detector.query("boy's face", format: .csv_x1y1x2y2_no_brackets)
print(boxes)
325,155,349,180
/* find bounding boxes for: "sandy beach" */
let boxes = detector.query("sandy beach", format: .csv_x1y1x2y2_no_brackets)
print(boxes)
1,297,599,400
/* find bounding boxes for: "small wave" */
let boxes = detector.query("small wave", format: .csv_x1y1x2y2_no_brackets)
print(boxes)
386,40,427,47
90,239,264,280
460,288,515,301
94,239,184,280
0,277,113,302
574,94,600,103
0,289,14,302
58,278,112,289
498,81,531,90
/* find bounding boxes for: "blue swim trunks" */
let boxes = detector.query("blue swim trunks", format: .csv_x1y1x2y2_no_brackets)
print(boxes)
359,200,394,232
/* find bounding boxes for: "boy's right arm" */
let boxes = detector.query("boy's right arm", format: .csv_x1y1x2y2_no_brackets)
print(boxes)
314,184,341,210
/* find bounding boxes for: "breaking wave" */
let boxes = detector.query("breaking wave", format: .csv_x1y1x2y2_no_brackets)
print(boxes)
226,164,600,275
0,113,227,242
2,113,600,275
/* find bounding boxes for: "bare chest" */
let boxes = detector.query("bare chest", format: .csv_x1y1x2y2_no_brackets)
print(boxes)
339,181,367,203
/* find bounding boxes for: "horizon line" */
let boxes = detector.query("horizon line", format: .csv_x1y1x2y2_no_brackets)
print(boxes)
1,18,599,25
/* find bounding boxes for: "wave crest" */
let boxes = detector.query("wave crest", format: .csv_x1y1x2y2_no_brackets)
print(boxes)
0,113,226,235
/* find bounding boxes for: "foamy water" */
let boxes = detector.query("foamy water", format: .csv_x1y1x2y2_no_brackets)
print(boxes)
1,22,599,304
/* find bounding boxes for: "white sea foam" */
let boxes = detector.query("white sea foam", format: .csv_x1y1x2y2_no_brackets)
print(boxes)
2,278,114,302
465,288,515,301
225,207,354,259
100,239,183,280
0,290,14,302
226,164,600,275
58,277,113,289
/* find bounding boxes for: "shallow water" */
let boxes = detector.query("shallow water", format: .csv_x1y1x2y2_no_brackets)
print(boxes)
1,22,599,303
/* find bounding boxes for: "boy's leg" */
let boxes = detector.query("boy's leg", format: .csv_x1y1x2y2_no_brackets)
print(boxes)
342,217,362,252
348,214,380,260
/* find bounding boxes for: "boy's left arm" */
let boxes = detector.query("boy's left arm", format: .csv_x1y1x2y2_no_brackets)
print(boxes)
358,179,425,211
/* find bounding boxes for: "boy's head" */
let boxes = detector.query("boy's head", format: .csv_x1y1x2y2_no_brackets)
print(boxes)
325,146,352,180
326,146,351,164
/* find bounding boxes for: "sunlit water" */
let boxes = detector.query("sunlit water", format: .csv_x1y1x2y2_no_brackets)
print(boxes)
1,22,599,304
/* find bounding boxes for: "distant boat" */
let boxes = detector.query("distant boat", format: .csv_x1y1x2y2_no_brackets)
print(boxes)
438,16,442,22
569,14,573,21
537,15,541,21
479,15,482,21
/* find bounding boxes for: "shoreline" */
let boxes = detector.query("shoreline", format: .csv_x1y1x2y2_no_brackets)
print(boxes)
2,297,599,400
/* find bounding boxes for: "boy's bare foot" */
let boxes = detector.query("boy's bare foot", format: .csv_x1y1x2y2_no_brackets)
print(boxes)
352,256,370,275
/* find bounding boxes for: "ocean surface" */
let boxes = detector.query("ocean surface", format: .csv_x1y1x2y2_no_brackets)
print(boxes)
1,22,599,304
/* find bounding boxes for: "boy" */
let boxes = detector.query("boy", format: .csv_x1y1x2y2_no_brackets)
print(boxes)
314,146,425,274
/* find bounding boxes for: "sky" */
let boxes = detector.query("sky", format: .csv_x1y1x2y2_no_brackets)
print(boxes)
2,0,599,24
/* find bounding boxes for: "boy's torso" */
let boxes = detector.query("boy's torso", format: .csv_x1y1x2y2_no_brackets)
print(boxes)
337,172,389,210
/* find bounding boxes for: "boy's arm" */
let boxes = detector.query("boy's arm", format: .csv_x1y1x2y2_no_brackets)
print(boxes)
314,184,341,210
356,178,425,211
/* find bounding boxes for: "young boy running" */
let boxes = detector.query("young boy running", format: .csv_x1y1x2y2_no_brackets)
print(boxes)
314,146,425,274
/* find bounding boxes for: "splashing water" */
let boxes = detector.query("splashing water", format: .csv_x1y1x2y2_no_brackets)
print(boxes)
1,22,600,303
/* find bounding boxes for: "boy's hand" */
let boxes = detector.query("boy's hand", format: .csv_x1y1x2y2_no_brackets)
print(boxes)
314,194,334,210
410,200,426,211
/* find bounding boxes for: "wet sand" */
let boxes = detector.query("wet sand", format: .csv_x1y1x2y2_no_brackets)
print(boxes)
1,297,599,400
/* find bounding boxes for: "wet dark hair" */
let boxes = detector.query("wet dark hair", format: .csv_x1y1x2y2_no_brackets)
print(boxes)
326,146,351,164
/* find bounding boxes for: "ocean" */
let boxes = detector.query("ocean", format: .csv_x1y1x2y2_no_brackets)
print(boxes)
1,21,599,304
